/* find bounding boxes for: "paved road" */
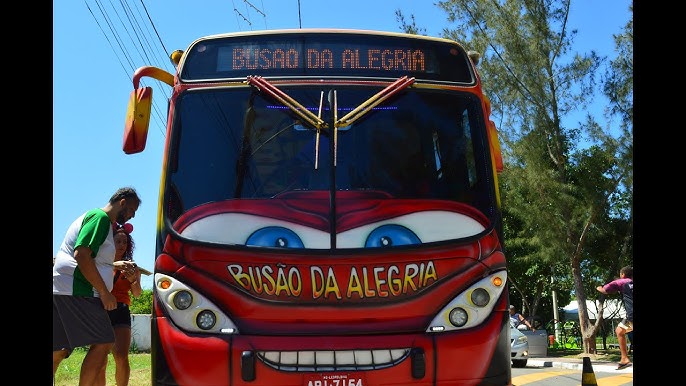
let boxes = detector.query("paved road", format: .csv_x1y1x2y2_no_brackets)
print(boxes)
513,357,633,385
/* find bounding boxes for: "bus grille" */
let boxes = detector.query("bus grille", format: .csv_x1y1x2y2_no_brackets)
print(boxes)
256,349,410,372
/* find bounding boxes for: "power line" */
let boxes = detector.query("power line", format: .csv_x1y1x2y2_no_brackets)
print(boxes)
232,0,268,30
298,0,302,28
84,1,133,79
244,0,265,16
260,0,267,29
84,0,172,138
234,8,252,26
138,0,171,60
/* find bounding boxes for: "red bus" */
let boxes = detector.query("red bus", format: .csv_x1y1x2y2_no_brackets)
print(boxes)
123,29,509,386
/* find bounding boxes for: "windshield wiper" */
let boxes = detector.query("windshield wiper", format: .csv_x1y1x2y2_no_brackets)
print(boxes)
246,75,327,130
247,76,330,172
314,91,325,169
335,76,415,128
331,90,339,167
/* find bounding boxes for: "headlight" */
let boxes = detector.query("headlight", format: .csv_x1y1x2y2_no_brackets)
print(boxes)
426,271,507,332
155,273,239,334
173,290,193,310
196,310,217,330
470,288,490,307
449,308,468,327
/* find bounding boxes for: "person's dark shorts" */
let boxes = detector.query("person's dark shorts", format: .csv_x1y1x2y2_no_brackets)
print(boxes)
108,302,132,328
53,294,115,352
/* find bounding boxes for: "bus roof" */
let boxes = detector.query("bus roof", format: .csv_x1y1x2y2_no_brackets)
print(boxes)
192,28,468,47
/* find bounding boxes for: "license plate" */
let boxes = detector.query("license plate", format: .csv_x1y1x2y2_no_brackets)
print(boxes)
303,372,366,386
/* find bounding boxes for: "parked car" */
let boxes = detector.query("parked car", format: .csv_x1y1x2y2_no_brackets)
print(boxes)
510,319,529,368
516,321,548,357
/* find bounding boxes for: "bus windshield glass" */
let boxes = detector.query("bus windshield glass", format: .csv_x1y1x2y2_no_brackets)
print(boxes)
167,85,495,248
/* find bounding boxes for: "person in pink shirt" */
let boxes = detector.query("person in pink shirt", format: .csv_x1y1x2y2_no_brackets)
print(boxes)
597,266,633,370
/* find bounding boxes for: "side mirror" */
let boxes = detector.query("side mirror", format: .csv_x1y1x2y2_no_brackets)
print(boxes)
123,87,153,154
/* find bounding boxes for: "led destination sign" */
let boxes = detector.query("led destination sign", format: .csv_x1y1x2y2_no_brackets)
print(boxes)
181,32,475,83
228,47,427,72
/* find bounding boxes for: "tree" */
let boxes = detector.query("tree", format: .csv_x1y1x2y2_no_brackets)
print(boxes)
592,1,633,338
130,288,153,314
398,0,633,353
394,10,427,35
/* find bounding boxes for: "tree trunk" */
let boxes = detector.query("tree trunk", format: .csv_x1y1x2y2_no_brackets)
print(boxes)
582,329,596,354
570,212,598,354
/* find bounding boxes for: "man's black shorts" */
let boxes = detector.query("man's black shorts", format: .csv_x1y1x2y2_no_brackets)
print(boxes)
108,302,132,328
53,295,115,352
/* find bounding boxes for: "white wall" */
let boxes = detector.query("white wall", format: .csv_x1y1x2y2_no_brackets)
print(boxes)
131,314,151,352
562,299,626,321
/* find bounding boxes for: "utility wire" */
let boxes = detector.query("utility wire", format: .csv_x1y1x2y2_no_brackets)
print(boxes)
260,0,267,29
92,0,136,70
234,8,252,26
84,0,170,137
244,0,265,16
129,0,173,72
298,0,302,28
232,0,268,31
138,0,170,62
85,1,133,80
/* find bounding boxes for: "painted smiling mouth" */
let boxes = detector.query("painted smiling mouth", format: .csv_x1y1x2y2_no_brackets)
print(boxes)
257,348,410,372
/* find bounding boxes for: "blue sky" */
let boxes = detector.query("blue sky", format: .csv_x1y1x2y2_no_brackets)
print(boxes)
53,0,632,289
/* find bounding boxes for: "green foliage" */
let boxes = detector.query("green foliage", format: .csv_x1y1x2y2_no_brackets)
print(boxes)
415,1,633,352
130,288,153,314
602,3,633,131
395,9,427,35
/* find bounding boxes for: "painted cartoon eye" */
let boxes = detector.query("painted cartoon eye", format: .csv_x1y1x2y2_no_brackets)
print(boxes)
246,226,305,248
364,224,420,248
337,211,486,248
180,213,328,248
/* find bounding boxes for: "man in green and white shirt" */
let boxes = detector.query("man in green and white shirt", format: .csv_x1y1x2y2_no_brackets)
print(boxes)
52,187,142,383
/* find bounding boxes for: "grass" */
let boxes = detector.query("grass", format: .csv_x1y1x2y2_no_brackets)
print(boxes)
547,347,631,363
54,348,151,386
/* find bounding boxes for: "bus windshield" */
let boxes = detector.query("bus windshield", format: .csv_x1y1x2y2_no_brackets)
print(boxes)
167,84,495,249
